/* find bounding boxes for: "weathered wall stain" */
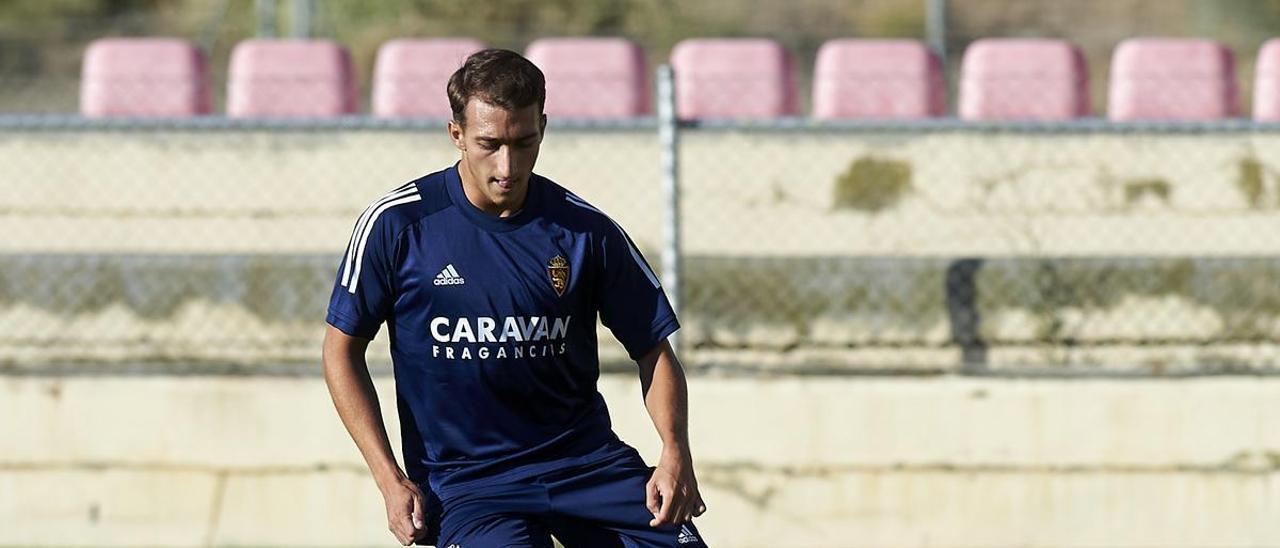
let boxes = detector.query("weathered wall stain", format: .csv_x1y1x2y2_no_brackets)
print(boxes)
1122,178,1172,207
1236,155,1269,208
831,156,913,213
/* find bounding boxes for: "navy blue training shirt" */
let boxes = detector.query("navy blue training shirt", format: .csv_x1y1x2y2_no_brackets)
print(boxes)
326,164,678,496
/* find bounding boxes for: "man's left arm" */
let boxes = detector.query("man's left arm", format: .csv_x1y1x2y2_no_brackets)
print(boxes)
637,338,707,527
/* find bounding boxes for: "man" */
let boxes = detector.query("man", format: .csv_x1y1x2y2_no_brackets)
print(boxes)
322,48,707,547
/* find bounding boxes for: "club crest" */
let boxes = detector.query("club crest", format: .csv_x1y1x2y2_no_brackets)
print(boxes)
547,255,570,296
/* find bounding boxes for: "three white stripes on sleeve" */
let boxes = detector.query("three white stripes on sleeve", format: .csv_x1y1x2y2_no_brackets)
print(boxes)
341,182,422,294
564,194,662,289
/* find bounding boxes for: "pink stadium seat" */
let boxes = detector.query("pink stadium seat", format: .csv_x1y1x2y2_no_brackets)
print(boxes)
80,38,210,117
812,39,944,120
959,38,1089,121
670,38,797,120
373,38,485,118
1253,39,1280,121
227,39,357,118
1108,38,1238,121
525,38,651,118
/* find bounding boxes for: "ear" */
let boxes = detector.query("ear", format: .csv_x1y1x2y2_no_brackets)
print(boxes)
447,119,465,152
539,114,548,136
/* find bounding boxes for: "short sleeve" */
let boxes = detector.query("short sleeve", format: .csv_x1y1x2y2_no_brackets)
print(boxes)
595,221,679,360
326,211,400,340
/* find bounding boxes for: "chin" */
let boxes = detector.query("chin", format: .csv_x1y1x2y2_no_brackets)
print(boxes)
489,192,519,206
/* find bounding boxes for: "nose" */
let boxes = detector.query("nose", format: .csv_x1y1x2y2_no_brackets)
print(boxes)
494,145,512,179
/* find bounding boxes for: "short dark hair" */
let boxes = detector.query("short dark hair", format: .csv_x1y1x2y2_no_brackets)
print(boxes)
447,49,545,125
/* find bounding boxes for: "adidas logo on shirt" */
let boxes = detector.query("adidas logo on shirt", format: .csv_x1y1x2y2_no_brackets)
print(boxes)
677,524,700,544
433,264,466,286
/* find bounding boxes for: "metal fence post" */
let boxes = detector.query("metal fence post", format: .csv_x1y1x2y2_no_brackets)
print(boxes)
657,64,682,354
926,0,947,69
255,0,277,38
291,0,314,39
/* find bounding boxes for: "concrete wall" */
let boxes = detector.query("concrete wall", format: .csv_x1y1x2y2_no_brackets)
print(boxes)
5,128,1280,256
6,254,1280,375
4,127,1279,545
3,128,1280,371
4,374,1280,547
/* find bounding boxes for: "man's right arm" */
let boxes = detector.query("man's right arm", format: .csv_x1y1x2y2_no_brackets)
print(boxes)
322,324,428,546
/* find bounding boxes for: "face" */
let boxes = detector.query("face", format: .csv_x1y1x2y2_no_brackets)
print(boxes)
448,98,547,216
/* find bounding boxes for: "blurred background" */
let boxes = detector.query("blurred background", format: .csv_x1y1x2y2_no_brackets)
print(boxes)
13,0,1280,113
4,0,1280,546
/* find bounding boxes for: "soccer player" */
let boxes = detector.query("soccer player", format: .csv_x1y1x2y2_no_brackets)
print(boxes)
322,49,707,547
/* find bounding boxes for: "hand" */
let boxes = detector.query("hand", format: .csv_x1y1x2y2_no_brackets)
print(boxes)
646,446,707,527
381,477,429,546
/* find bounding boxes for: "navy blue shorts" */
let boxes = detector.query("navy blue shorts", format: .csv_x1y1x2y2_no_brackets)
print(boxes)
429,448,708,547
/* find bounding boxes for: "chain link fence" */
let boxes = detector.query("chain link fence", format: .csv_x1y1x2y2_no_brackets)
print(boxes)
5,1,1280,376
674,119,1280,375
0,117,664,373
3,113,1280,376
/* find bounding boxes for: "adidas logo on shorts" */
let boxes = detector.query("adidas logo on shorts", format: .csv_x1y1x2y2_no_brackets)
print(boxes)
434,264,466,286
